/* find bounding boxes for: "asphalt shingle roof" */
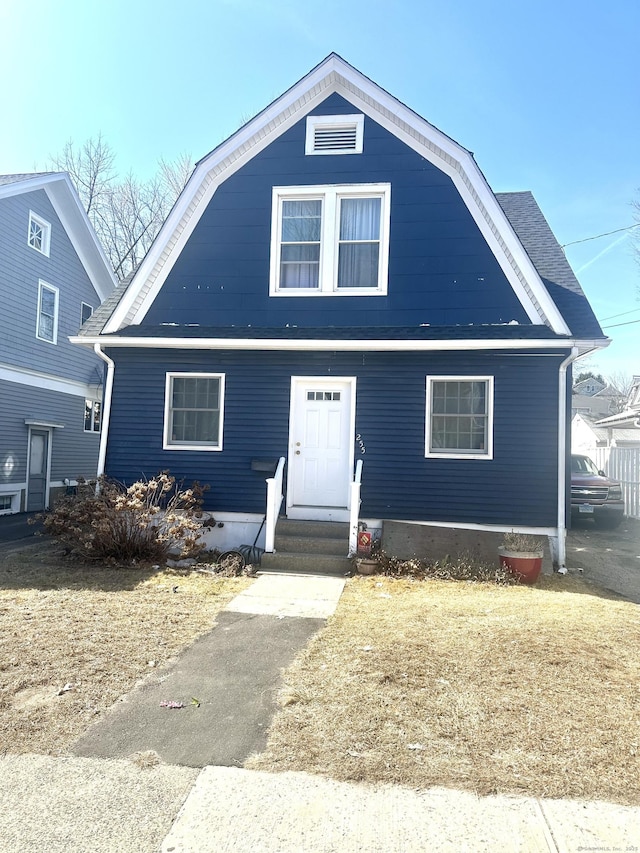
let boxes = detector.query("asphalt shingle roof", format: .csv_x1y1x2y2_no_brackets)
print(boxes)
496,191,605,339
0,172,55,186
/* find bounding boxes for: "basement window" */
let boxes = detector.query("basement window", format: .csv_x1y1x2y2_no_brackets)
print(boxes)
305,115,364,155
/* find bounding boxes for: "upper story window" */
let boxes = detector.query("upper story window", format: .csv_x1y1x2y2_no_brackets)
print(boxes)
28,211,51,256
163,373,225,451
305,114,364,155
81,302,94,326
425,377,494,460
270,184,391,297
36,280,59,344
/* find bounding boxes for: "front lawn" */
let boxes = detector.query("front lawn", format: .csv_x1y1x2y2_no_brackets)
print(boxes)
0,544,249,755
247,574,640,806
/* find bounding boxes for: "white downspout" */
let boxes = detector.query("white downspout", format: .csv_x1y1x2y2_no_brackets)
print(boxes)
93,344,115,479
556,346,579,570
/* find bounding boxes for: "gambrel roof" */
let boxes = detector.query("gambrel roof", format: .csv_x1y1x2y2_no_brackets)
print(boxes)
74,54,607,352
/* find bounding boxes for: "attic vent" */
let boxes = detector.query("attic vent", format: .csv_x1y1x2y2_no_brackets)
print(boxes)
305,114,364,155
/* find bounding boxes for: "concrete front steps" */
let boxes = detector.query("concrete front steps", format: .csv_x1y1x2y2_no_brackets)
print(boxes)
259,519,352,577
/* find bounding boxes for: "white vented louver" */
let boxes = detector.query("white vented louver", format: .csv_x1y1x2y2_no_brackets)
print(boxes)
305,114,364,155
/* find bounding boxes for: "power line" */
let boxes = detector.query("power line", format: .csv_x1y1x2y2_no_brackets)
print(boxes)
601,317,640,329
599,306,640,322
561,223,640,248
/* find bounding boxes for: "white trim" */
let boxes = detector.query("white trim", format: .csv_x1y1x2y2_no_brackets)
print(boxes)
24,419,64,429
425,375,494,459
36,280,59,345
390,518,556,537
102,55,573,336
305,114,364,155
163,372,225,451
72,334,607,354
286,375,356,521
556,347,580,569
28,210,51,256
269,183,391,297
0,361,98,398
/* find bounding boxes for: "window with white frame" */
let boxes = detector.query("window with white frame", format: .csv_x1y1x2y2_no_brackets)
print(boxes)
426,377,494,459
36,281,59,344
81,302,94,326
270,184,390,296
163,373,225,451
305,114,364,155
84,399,101,433
28,211,51,256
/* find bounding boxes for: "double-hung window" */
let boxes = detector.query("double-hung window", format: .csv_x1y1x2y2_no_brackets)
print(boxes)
163,373,225,451
270,184,390,295
36,281,59,344
426,377,494,459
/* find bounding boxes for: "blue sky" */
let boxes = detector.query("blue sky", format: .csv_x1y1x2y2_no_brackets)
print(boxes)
2,0,638,379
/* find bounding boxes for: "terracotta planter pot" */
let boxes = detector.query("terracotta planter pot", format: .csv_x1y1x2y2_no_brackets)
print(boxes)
356,558,378,575
498,549,543,584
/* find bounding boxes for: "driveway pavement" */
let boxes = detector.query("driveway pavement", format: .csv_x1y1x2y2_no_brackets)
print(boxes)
566,516,640,602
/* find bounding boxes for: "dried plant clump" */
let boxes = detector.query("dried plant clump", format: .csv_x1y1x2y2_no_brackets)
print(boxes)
37,473,209,565
500,532,545,553
378,553,518,585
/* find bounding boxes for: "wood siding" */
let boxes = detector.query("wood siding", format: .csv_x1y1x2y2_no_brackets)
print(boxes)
143,93,530,330
0,189,103,384
105,347,567,527
0,378,101,485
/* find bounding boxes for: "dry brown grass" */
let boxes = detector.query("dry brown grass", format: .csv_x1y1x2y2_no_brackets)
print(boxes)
247,573,640,806
0,543,249,755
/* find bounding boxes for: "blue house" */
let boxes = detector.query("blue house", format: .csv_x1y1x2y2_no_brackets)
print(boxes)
0,173,116,513
75,55,608,569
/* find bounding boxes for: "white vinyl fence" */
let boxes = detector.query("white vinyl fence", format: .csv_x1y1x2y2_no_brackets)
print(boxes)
594,447,640,520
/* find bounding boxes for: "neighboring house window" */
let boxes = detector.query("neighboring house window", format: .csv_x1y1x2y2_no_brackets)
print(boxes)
426,377,494,459
36,281,59,344
305,114,364,155
0,495,14,512
28,211,51,256
163,373,225,451
84,400,101,433
270,184,391,296
81,302,94,325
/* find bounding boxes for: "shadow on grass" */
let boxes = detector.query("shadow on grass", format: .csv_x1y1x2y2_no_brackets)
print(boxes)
0,540,162,592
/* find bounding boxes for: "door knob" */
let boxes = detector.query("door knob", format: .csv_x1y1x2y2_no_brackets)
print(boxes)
295,450,301,455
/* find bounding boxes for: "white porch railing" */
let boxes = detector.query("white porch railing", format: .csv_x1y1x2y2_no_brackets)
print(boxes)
348,459,363,556
265,456,286,552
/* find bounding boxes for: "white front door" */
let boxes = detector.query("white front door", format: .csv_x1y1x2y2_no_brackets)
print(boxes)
287,377,355,521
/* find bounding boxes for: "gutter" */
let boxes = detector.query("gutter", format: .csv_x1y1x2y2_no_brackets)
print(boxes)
556,346,580,570
93,344,115,479
70,335,609,353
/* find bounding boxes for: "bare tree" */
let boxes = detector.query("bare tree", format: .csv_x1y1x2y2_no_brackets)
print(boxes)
605,371,635,414
48,137,192,279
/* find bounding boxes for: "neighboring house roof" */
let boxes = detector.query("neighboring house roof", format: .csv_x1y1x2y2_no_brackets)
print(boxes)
94,53,607,348
572,376,606,395
0,172,116,301
571,393,616,418
79,274,134,336
573,413,640,443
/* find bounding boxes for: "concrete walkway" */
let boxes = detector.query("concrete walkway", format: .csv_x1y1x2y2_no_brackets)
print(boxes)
3,571,638,852
73,573,346,767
